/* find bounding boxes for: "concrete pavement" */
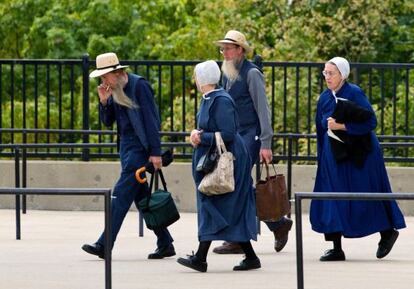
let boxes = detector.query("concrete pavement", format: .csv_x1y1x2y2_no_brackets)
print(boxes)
0,209,413,289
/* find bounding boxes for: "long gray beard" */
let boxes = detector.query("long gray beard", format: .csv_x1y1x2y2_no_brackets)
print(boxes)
111,77,137,109
222,59,240,82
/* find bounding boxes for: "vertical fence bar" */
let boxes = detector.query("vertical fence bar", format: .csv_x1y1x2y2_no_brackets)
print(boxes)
405,69,409,158
295,193,304,289
10,63,14,142
392,68,397,136
15,147,21,240
169,65,174,131
22,64,27,128
181,65,186,132
287,135,293,201
295,66,300,154
307,67,312,156
58,64,63,147
70,65,75,155
405,69,409,136
82,54,90,161
22,131,27,214
46,64,50,137
283,66,287,154
34,64,38,138
0,64,2,143
380,69,385,135
70,65,75,130
158,64,162,123
271,65,275,130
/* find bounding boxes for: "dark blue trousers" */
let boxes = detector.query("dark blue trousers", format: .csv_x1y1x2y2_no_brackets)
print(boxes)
239,126,286,232
97,135,173,249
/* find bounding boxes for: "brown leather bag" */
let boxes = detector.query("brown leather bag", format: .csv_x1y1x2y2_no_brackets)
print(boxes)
256,163,290,221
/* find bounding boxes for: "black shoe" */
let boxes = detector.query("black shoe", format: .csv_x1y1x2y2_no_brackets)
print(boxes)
82,243,104,259
148,245,176,259
273,218,293,252
177,254,208,272
377,229,399,259
319,249,345,261
233,257,261,271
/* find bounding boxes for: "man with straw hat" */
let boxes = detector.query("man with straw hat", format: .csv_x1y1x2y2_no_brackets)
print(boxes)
82,52,175,260
212,30,293,254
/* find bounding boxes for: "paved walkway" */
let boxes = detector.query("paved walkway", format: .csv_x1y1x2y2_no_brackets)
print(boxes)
0,210,413,289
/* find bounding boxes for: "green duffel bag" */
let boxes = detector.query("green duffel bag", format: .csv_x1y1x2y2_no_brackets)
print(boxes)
138,170,180,230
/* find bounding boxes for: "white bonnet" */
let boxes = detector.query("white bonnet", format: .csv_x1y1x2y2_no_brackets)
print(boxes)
328,57,350,79
194,60,221,87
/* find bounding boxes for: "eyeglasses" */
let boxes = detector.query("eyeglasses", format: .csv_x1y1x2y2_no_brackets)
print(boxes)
322,70,338,78
219,46,238,54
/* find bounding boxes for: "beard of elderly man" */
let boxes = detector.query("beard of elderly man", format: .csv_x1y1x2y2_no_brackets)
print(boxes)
110,71,137,108
221,56,243,82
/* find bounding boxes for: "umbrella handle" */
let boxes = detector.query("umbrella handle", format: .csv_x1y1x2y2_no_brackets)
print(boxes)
135,167,147,184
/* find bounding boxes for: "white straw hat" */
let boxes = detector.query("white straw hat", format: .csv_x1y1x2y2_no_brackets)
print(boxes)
89,52,129,78
215,30,253,53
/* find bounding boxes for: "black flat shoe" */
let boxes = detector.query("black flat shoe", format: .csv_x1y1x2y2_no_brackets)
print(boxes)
82,243,105,259
319,249,345,261
148,245,176,259
177,254,207,272
233,257,261,271
377,229,399,259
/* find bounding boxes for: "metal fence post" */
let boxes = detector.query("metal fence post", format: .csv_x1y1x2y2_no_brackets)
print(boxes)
22,130,27,214
14,147,21,240
104,189,112,289
82,54,90,161
295,193,304,289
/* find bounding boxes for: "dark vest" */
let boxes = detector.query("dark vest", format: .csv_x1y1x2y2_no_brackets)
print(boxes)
125,73,160,153
223,59,260,131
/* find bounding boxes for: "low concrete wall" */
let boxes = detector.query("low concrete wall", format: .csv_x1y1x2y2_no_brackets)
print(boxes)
0,160,413,214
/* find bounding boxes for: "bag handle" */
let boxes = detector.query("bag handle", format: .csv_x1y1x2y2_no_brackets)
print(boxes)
144,169,168,209
149,169,168,193
258,162,279,180
214,132,227,155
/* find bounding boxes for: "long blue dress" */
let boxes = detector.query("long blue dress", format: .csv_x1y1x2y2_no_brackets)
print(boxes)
193,88,257,242
310,82,406,238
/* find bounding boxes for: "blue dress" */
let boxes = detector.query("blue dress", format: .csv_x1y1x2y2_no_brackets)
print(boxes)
193,88,257,242
310,82,406,238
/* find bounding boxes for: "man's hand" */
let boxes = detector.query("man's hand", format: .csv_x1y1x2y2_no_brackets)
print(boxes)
260,148,273,164
97,84,112,106
327,117,346,131
149,156,162,170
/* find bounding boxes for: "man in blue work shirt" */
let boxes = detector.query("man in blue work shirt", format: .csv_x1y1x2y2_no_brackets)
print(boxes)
82,52,175,260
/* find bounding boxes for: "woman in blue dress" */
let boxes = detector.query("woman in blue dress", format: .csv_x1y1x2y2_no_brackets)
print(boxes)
177,60,259,272
310,57,406,261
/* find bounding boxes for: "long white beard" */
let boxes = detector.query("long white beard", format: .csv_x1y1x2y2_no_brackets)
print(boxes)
222,59,240,82
111,76,137,108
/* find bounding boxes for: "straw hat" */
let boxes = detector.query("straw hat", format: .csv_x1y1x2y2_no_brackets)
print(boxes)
89,52,129,78
215,30,253,53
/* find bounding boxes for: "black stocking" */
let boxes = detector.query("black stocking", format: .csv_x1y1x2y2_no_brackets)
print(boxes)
195,241,211,262
239,241,258,260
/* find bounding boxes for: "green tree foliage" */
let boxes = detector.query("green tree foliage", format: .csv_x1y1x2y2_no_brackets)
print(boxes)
1,0,412,62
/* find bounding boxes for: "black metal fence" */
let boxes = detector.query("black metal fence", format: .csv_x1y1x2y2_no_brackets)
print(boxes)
0,187,112,289
1,56,413,161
